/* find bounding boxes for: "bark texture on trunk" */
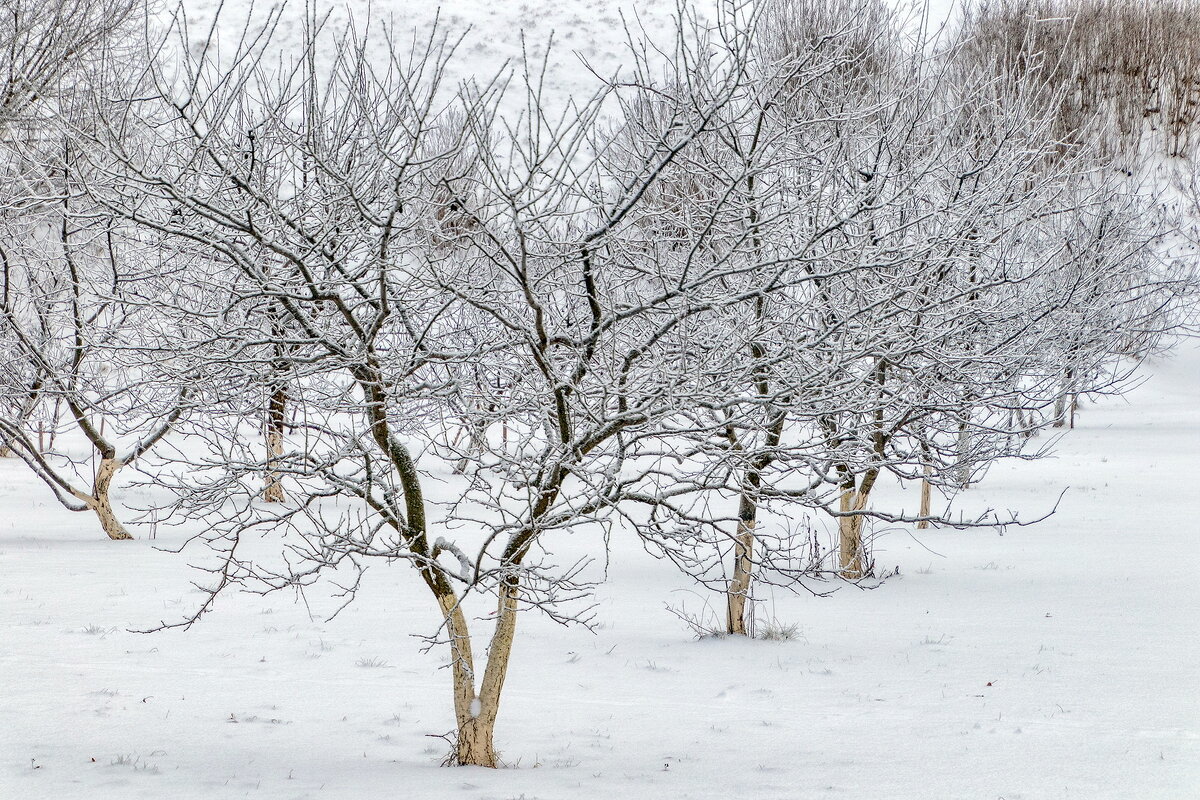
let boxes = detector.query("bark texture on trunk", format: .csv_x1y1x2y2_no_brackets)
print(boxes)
439,574,520,768
837,490,866,578
726,516,755,636
86,457,132,540
724,407,784,636
956,421,972,488
263,385,287,503
837,469,877,579
917,463,933,530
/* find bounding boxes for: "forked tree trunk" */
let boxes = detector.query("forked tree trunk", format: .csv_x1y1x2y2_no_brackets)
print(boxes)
438,574,519,767
452,408,497,474
263,384,287,502
358,363,513,767
837,467,878,579
85,457,132,540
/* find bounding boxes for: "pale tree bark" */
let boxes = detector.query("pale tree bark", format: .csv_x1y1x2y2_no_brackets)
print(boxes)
956,405,973,488
917,462,933,530
361,364,519,767
725,406,785,636
1052,369,1074,428
837,489,865,578
837,465,879,579
726,511,755,636
38,384,184,541
262,383,286,502
916,437,933,530
437,573,520,767
724,155,781,635
436,592,488,764
77,456,131,540
836,359,888,579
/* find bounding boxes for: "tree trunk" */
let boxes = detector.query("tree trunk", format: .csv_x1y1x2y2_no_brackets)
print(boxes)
455,712,499,767
438,574,519,768
46,396,63,451
437,592,488,766
1053,369,1074,429
724,410,783,635
956,420,972,488
838,486,870,579
917,437,934,530
917,463,933,530
359,360,512,768
726,514,755,636
87,457,132,540
454,416,488,475
263,384,286,502
1013,405,1034,445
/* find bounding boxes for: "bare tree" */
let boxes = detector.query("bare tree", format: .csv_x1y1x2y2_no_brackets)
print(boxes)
83,5,825,765
0,0,141,451
956,0,1200,160
0,171,192,540
0,0,190,540
617,0,1188,616
0,0,141,133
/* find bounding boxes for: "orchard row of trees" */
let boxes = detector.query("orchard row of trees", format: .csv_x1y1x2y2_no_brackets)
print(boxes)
962,0,1200,159
0,0,1194,766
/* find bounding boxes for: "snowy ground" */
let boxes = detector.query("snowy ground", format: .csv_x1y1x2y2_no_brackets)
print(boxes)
3,2,1197,798
3,339,1198,799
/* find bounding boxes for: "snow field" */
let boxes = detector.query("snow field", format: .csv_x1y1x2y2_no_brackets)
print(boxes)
2,344,1197,798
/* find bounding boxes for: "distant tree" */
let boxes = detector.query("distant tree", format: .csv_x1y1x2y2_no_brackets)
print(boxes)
617,0,1188,615
0,0,192,541
0,0,140,133
955,0,1200,160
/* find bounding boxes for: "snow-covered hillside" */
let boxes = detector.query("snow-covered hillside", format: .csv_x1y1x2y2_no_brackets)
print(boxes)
171,0,961,112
